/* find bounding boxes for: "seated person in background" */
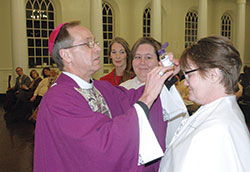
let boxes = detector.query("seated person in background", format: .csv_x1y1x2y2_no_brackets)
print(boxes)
159,36,250,172
14,69,43,119
4,67,31,112
34,21,177,172
41,67,51,78
100,37,134,86
22,70,42,100
237,67,250,131
239,66,250,92
30,69,58,110
120,37,188,172
238,65,250,102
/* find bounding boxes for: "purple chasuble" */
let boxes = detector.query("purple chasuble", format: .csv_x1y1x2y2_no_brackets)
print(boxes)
34,73,166,172
96,82,168,172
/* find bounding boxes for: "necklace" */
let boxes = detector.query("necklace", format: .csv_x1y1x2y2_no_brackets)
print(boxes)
114,69,118,86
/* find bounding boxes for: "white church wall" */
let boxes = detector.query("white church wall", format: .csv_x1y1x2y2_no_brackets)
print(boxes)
245,1,250,65
162,0,198,58
0,0,249,93
0,0,13,93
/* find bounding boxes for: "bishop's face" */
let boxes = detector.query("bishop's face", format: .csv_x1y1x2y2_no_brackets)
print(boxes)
62,26,101,81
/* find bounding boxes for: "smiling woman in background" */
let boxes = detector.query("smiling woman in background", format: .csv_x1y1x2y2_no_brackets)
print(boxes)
100,37,134,86
120,37,188,172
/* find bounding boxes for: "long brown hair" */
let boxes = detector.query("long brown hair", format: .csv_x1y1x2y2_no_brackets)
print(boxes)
108,37,134,82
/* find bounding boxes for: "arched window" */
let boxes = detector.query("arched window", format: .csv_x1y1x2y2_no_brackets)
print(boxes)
26,0,55,68
102,1,114,65
143,7,151,37
185,11,198,48
221,14,232,39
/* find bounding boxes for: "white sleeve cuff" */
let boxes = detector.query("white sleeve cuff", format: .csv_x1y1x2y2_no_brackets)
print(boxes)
134,103,164,165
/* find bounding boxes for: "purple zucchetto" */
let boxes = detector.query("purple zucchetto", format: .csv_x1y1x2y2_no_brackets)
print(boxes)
48,23,68,55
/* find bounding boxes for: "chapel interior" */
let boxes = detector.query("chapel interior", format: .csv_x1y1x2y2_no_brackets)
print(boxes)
0,0,249,171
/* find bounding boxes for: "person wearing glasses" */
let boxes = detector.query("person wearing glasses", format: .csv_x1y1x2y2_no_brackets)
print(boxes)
4,67,31,115
34,21,180,172
100,37,133,86
159,36,250,172
120,37,188,171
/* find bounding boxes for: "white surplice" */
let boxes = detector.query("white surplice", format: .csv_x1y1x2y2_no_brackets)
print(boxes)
159,95,250,172
120,77,188,148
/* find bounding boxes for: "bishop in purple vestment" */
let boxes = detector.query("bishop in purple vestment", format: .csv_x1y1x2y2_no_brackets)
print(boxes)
34,21,178,172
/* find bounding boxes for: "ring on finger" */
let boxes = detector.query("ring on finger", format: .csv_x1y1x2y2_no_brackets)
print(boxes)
158,71,164,76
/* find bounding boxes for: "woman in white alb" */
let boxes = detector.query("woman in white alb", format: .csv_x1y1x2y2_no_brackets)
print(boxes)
120,37,188,172
159,36,250,172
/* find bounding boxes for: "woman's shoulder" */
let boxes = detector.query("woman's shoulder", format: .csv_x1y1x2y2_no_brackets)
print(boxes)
120,77,141,90
100,69,115,80
120,78,133,87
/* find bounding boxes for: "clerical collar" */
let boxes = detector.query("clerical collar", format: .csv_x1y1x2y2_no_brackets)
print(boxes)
135,76,145,86
63,71,93,89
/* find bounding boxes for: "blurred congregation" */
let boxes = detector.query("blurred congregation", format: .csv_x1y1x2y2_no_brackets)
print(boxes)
3,67,58,123
0,0,250,172
2,63,250,128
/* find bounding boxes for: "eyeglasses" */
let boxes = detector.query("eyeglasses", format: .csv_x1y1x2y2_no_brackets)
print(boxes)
63,40,99,49
183,68,200,80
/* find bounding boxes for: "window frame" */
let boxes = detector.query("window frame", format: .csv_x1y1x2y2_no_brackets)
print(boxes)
221,14,232,40
26,0,55,68
143,6,151,37
184,10,198,48
102,1,114,65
